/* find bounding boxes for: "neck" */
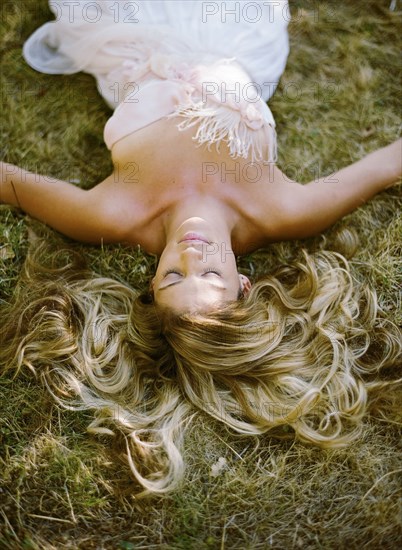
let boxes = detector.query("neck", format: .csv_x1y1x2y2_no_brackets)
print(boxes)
162,197,237,250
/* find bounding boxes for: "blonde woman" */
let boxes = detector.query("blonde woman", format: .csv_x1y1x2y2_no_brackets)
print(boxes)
0,0,401,494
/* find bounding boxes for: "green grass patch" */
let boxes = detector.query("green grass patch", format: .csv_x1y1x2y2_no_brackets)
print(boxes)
1,1,401,548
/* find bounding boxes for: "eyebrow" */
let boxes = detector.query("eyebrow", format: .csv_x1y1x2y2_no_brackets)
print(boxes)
157,280,227,292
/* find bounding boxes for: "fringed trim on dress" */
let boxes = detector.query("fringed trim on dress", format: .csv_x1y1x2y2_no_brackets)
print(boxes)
107,53,278,163
171,101,277,164
159,55,278,164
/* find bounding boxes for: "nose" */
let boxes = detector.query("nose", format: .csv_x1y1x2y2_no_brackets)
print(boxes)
180,245,205,269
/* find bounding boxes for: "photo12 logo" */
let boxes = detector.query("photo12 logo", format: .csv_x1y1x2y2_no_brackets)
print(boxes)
201,1,337,24
201,1,292,24
49,1,140,24
202,162,263,184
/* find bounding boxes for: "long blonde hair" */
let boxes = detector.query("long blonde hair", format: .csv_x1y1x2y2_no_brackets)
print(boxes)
0,241,400,495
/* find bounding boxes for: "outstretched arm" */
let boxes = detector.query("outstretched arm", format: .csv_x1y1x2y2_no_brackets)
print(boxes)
0,163,124,244
271,139,401,240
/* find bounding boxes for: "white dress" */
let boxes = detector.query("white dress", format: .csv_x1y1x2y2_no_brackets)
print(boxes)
23,1,290,163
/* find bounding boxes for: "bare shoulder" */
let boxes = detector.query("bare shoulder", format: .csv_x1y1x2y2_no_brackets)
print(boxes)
86,170,150,242
245,140,402,243
239,163,307,242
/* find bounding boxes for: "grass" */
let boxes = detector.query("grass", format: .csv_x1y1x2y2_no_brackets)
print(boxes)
1,0,401,548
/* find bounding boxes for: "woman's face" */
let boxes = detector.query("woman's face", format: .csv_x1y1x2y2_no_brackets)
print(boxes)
152,237,250,313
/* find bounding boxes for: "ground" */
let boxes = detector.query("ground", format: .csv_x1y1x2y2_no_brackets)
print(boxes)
0,1,401,548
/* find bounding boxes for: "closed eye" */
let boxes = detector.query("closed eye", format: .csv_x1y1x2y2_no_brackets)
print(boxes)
163,269,183,278
158,268,227,292
163,269,222,278
202,269,222,276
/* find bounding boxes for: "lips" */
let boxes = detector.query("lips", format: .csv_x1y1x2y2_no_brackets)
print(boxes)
179,233,210,244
